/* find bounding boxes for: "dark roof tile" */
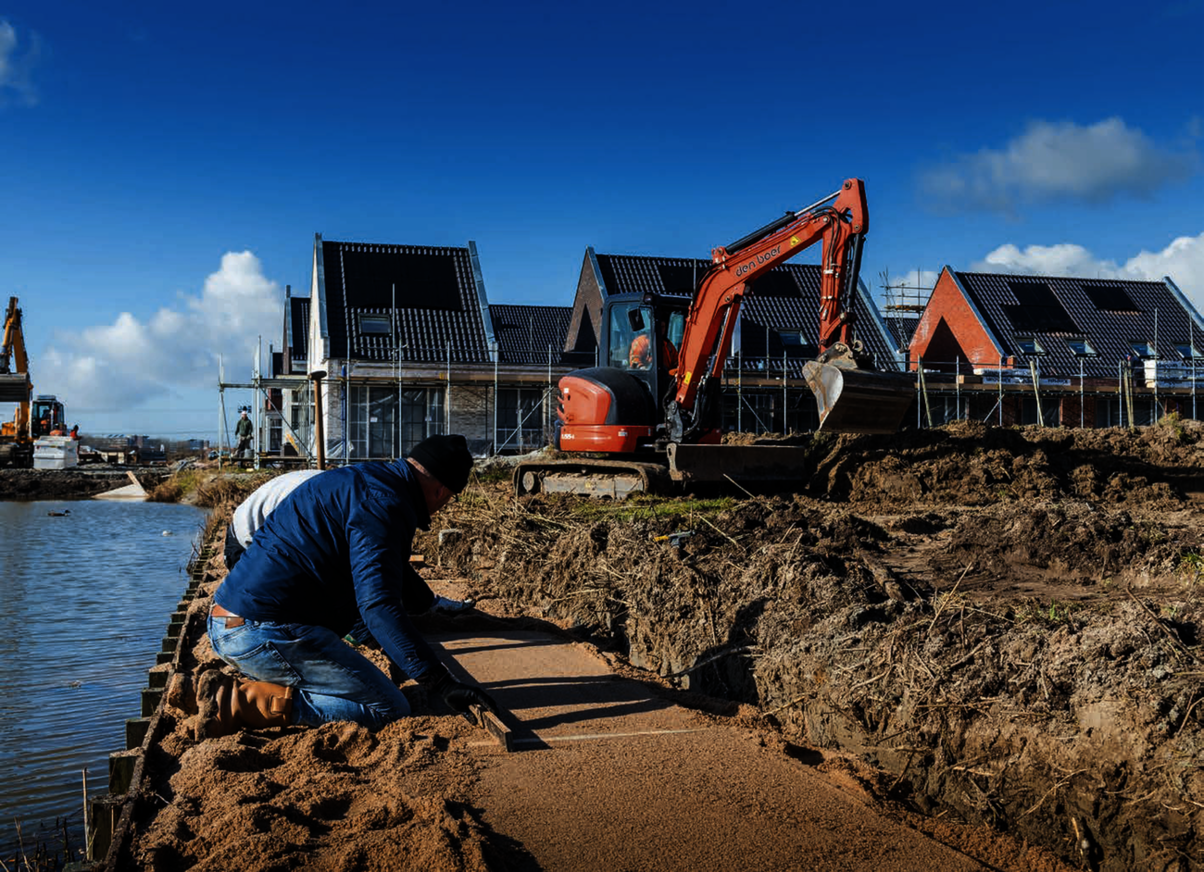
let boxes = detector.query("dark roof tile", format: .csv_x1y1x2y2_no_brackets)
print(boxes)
321,241,491,363
954,271,1202,377
491,304,573,365
288,296,310,366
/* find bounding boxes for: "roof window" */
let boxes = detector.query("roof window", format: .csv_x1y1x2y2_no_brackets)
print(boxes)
1016,338,1044,356
359,314,392,335
1174,343,1203,361
1003,280,1080,334
1066,339,1096,357
1129,340,1155,359
1083,283,1140,312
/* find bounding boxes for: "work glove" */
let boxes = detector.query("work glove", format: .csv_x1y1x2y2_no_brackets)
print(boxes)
425,668,499,725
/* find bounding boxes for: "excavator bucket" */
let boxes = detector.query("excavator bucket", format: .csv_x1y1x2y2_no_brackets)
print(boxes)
803,361,914,434
0,373,30,403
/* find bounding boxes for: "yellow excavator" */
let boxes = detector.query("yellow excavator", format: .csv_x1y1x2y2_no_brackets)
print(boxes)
1,296,66,468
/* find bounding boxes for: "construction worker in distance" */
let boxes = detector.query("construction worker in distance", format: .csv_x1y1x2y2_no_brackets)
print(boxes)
49,423,65,436
233,410,253,459
69,425,80,440
187,434,498,739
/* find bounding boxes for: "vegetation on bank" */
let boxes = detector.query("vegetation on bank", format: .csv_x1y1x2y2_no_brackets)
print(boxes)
147,468,273,507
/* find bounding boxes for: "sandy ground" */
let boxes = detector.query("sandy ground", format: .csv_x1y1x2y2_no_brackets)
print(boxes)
117,577,1076,872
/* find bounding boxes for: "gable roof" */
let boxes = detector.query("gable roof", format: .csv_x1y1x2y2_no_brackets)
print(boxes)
882,313,921,354
587,252,902,370
950,270,1203,376
315,238,494,364
490,304,572,365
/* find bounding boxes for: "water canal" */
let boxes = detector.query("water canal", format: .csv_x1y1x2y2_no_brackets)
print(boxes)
0,498,207,861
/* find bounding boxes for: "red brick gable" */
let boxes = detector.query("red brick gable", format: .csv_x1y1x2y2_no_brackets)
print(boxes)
910,268,1006,371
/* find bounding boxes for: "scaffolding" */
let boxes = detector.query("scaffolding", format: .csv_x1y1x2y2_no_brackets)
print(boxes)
219,343,1199,469
218,343,569,467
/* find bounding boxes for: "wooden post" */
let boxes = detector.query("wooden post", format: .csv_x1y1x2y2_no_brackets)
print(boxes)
1029,360,1044,427
310,370,327,470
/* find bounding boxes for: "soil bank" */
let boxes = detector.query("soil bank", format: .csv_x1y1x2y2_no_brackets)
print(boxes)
0,468,172,501
112,422,1201,871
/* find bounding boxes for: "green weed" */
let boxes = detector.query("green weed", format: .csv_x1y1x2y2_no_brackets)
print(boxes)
569,495,735,524
1015,599,1077,625
1177,551,1204,588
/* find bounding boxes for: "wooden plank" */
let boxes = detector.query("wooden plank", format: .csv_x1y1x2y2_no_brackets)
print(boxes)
471,705,513,752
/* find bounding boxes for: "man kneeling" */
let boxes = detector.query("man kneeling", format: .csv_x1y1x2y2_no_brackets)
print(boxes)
195,434,495,737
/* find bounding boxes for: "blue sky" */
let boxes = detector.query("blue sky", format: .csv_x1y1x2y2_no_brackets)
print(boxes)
1,0,1201,438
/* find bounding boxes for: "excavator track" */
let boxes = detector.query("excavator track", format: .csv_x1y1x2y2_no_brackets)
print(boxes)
513,458,672,498
514,443,832,499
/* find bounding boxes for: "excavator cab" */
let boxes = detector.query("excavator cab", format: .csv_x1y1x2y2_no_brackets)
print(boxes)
30,396,65,439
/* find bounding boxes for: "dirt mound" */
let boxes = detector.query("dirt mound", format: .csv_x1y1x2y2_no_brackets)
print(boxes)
111,552,537,872
809,419,1204,509
113,424,1202,871
428,425,1204,871
134,719,528,872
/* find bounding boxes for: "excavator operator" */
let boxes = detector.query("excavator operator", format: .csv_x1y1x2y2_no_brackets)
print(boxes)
628,318,678,372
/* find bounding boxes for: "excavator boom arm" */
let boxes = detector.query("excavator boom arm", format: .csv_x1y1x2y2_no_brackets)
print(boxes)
1,296,28,375
670,179,868,432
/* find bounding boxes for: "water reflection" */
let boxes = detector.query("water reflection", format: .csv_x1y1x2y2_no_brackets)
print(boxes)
0,499,207,858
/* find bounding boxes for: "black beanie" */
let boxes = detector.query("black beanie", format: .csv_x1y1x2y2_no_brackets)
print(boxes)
407,434,473,493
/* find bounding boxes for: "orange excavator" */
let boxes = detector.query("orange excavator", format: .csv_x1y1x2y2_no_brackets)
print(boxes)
514,179,914,497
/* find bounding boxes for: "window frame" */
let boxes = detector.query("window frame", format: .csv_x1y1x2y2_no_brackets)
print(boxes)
358,313,392,335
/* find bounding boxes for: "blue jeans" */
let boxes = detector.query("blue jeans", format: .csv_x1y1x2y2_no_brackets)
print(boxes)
207,613,412,728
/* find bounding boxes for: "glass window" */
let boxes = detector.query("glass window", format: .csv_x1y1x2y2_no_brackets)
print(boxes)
350,384,399,459
349,384,446,459
1129,340,1154,359
1174,343,1202,360
1066,339,1096,357
400,388,444,455
665,310,686,351
359,314,392,335
1016,338,1043,355
609,303,654,370
497,388,547,452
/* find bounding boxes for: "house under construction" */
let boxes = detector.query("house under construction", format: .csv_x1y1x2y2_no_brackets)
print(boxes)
223,238,1203,465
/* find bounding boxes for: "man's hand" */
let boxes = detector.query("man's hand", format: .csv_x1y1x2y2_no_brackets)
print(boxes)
426,669,499,725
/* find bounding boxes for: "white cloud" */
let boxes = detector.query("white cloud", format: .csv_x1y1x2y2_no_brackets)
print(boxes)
881,268,939,292
0,20,39,107
920,118,1196,212
41,251,283,417
974,231,1204,306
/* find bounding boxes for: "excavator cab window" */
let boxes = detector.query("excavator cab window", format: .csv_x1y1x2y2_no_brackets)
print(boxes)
665,310,685,353
609,303,656,371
